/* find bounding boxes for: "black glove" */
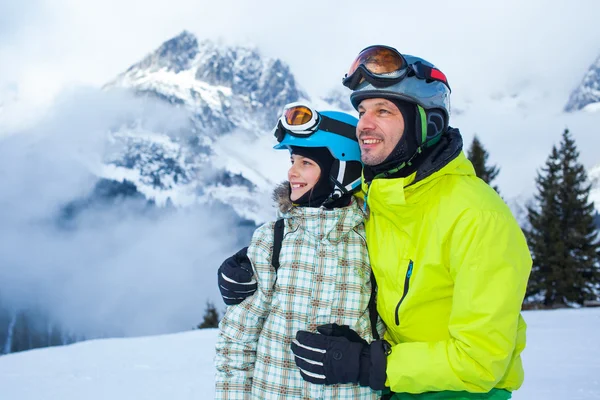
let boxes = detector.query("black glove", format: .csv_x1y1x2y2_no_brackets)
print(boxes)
217,247,257,305
291,323,389,390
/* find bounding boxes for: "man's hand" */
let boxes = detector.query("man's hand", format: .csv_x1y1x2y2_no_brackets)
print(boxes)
217,247,257,305
291,323,389,390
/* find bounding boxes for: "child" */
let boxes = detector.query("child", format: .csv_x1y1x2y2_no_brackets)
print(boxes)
215,103,380,399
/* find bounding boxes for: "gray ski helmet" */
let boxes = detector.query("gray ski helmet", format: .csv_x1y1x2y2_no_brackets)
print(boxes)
350,54,451,146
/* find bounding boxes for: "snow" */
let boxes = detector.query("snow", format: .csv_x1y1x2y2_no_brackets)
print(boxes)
116,67,233,111
211,129,289,191
1,308,598,399
0,330,215,400
518,308,600,399
589,164,600,211
99,128,201,207
583,102,600,113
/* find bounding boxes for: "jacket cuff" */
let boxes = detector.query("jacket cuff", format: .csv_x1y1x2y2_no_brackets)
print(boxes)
369,340,390,390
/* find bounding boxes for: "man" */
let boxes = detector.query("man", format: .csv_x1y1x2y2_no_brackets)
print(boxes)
218,45,532,399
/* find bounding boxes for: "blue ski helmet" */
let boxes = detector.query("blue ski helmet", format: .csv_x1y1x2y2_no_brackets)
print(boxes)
273,108,362,196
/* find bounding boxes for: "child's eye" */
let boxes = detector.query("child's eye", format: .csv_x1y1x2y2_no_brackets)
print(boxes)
303,161,312,166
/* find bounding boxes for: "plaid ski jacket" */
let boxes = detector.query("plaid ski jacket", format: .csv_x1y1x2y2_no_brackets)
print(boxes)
215,189,381,400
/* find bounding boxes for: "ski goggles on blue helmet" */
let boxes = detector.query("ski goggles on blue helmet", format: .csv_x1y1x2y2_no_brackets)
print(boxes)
273,103,361,161
273,102,357,146
342,45,451,91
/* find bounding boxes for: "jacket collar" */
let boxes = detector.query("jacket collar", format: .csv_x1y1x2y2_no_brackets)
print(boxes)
361,129,475,209
363,127,463,187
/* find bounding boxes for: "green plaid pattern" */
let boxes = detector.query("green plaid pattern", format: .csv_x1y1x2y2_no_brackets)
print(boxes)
215,200,381,399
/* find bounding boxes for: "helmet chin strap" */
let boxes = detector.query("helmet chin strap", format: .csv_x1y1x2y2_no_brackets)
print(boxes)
322,161,362,207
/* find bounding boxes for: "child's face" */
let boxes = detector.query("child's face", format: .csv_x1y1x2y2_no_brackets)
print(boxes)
288,154,322,202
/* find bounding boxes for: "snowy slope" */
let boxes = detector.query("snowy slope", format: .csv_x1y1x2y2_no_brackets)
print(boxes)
1,308,599,399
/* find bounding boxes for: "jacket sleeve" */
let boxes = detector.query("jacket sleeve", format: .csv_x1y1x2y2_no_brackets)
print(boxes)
385,209,532,393
214,223,277,399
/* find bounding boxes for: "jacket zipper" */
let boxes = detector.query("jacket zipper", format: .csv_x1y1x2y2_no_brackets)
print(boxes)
363,182,371,213
395,260,413,326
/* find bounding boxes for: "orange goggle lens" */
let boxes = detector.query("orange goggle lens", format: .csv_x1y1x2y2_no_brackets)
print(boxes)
284,105,314,126
347,46,406,77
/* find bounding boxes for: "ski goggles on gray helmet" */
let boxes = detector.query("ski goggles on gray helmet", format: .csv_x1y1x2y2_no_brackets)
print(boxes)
342,45,451,91
273,102,356,143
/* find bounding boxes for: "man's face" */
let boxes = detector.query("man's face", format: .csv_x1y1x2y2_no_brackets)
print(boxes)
356,98,405,166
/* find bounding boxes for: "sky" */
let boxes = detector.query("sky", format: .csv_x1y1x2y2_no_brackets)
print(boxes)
1,0,599,106
0,308,599,399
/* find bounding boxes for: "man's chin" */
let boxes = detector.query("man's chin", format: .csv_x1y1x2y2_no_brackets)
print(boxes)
361,154,384,167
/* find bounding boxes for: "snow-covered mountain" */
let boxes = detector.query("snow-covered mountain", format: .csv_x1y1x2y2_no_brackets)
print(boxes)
565,53,600,112
108,31,307,133
101,31,317,223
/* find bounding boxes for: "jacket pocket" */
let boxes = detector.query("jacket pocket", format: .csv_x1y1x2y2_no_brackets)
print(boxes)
395,260,413,326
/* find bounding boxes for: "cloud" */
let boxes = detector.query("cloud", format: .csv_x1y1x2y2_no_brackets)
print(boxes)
0,88,248,337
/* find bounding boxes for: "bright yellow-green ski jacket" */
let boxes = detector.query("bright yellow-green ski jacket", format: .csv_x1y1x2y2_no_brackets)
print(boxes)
361,131,531,396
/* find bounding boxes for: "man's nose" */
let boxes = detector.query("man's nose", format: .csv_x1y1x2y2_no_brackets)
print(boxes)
357,112,375,133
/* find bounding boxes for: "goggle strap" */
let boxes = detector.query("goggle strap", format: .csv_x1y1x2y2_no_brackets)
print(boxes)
275,114,357,143
273,121,286,143
318,115,358,142
413,62,451,90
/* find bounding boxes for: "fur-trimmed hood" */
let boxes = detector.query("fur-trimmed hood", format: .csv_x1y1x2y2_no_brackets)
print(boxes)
272,182,294,214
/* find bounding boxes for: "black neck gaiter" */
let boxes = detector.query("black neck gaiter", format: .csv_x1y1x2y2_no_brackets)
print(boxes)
289,146,336,208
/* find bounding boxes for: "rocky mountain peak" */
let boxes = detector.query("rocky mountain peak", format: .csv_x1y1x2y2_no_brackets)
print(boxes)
565,53,600,112
130,30,199,74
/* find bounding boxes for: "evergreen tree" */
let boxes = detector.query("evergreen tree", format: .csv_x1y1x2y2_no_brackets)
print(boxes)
526,145,564,304
467,135,500,192
526,129,600,306
197,301,220,329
